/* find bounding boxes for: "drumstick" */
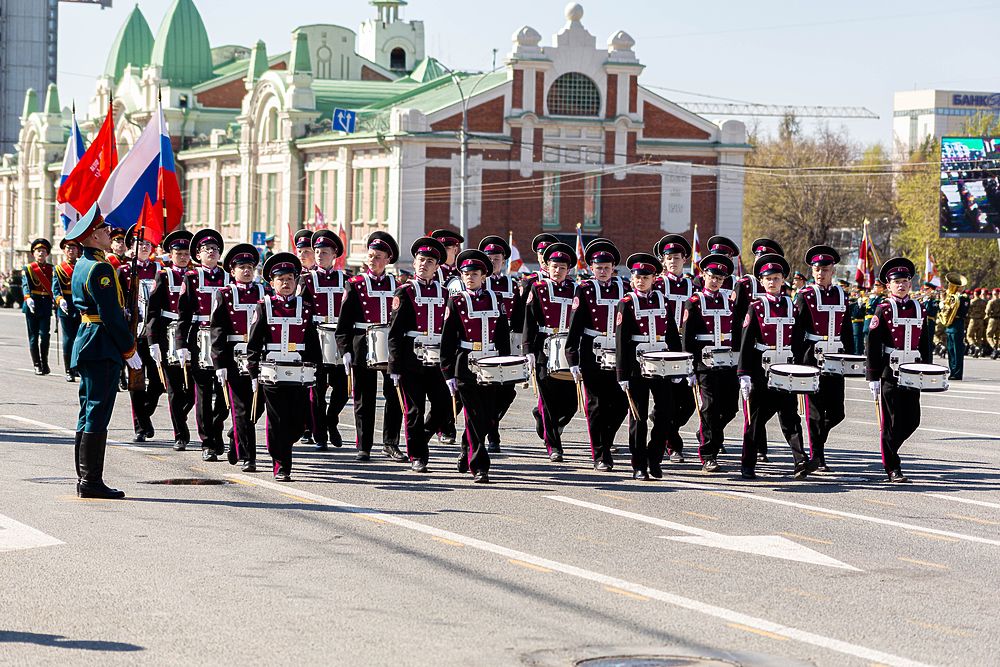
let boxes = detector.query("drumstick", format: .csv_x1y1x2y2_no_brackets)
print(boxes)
252,383,260,420
624,385,641,421
575,378,583,411
183,362,189,391
222,381,231,412
156,362,166,388
451,391,458,425
347,368,353,398
692,378,702,415
394,383,406,411
530,363,539,397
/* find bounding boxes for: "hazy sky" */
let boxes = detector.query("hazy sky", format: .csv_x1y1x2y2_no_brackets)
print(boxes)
56,0,1000,147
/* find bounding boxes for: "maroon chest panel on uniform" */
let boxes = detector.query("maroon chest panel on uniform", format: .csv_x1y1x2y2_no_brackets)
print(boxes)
188,267,230,319
535,279,575,331
580,278,624,334
164,266,187,312
752,295,794,348
407,281,448,335
693,291,734,345
437,264,459,284
454,291,501,344
629,291,670,339
353,272,397,325
876,298,923,351
226,283,266,337
309,268,347,321
657,274,694,325
263,296,313,346
802,285,846,338
487,275,517,314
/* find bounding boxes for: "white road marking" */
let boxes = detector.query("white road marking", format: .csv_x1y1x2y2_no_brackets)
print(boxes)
852,420,1000,441
927,494,1000,510
1,415,148,452
0,513,63,553
845,398,1000,415
229,473,930,667
546,495,858,571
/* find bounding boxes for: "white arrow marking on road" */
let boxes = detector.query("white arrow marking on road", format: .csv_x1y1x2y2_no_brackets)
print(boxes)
0,513,63,553
546,495,858,571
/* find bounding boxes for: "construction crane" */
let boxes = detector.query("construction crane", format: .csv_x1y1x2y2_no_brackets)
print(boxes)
675,102,878,119
60,0,113,7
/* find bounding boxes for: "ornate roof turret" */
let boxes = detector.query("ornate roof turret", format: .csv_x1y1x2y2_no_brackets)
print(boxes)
247,40,269,85
21,88,38,119
43,84,60,114
150,0,214,88
104,4,154,82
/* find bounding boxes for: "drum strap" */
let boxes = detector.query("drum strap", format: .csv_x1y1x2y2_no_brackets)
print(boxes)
487,275,513,300
462,291,499,348
230,283,265,333
413,281,446,335
662,275,693,327
589,277,624,335
699,291,732,347
760,296,795,354
888,298,923,352
362,273,397,325
543,279,574,331
631,290,667,345
808,284,846,343
311,270,345,322
263,297,304,359
195,268,230,307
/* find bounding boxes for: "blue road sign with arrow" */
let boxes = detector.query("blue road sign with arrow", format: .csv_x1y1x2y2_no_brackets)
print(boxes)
333,109,357,134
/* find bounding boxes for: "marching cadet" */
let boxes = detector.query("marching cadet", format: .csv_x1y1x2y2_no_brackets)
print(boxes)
481,235,520,452
738,254,818,480
653,234,697,462
987,288,1000,359
431,229,463,289
177,229,231,462
335,231,404,462
733,238,783,325
440,249,513,484
697,236,740,300
792,245,854,472
298,229,349,450
105,227,128,270
22,238,54,375
54,238,83,382
683,253,740,473
517,233,558,312
293,229,316,273
387,237,451,473
145,230,195,451
66,204,142,499
866,258,933,483
615,252,683,480
524,242,579,462
118,225,164,441
211,243,267,472
565,239,628,471
246,253,322,481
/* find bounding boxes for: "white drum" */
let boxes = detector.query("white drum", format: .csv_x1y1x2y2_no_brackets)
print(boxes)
592,335,616,370
897,363,949,392
472,355,530,385
822,353,865,377
702,346,737,369
767,364,821,394
259,361,317,386
762,350,794,371
197,328,213,370
414,334,441,367
545,333,573,381
319,323,341,365
639,351,693,379
366,325,391,369
166,321,182,366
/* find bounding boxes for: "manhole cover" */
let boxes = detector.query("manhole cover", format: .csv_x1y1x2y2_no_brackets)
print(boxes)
576,658,738,667
139,478,231,485
24,477,78,485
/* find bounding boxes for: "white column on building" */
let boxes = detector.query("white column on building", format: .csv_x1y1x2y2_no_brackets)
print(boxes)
716,120,747,241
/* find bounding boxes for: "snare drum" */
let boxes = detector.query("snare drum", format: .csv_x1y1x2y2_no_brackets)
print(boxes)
259,361,317,386
639,351,693,379
233,342,250,376
702,346,738,369
822,353,865,377
365,325,390,369
545,333,573,381
319,323,341,365
767,364,820,394
471,355,530,385
197,328,213,369
897,363,949,392
413,335,442,367
166,321,182,366
592,335,617,370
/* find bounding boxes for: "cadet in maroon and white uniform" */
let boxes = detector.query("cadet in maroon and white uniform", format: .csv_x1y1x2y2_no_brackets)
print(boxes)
298,229,349,450
565,239,627,471
696,235,740,301
177,229,231,462
293,228,316,272
145,230,194,451
246,253,321,481
515,233,558,335
481,235,520,453
523,242,578,462
431,229,463,291
387,237,451,473
792,245,854,472
210,244,266,472
335,232,404,462
733,238,783,329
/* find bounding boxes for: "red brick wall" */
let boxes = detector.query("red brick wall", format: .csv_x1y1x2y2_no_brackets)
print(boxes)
606,74,618,118
629,76,638,114
627,132,637,163
196,77,248,108
535,71,544,115
604,131,615,165
431,96,506,133
533,128,543,164
361,66,391,82
512,69,523,109
642,102,711,140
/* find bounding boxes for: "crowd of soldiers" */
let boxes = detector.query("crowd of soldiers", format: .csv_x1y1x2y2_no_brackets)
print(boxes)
23,203,948,498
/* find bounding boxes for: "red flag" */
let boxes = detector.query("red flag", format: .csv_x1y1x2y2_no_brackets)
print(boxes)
690,226,702,277
575,224,587,270
334,219,348,271
155,105,184,237
136,193,164,246
855,220,875,288
57,102,117,216
507,231,523,274
314,205,327,230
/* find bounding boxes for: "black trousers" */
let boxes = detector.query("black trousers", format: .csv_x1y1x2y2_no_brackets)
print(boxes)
803,373,845,462
25,310,51,367
225,375,262,463
626,376,672,472
695,368,739,462
263,384,309,476
581,363,627,465
534,371,578,454
161,362,193,442
741,383,807,471
192,366,228,452
946,328,965,379
457,379,494,475
308,363,349,445
489,384,517,445
351,364,402,452
652,379,696,454
58,313,80,370
128,338,164,436
879,379,921,474
399,365,452,462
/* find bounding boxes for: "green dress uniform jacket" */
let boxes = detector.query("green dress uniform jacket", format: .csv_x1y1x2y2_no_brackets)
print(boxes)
71,247,136,370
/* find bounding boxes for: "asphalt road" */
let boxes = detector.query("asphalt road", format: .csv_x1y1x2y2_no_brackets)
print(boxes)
1,308,998,667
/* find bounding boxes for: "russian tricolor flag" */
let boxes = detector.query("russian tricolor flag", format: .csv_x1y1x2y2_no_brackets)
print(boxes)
97,103,183,244
58,108,85,229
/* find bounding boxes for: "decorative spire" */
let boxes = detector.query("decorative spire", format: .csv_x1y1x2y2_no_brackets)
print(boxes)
43,83,61,115
21,88,38,119
247,39,268,84
291,31,311,75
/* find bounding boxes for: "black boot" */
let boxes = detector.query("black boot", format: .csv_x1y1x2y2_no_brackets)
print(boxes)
74,431,83,493
29,341,41,374
39,339,50,375
78,432,125,499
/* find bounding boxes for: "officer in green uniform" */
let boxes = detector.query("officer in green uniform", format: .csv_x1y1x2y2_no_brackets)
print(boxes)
22,238,55,375
54,238,83,382
66,204,143,499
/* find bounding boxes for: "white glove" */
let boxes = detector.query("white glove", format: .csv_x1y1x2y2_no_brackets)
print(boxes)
343,352,352,373
526,353,536,368
251,378,259,393
671,376,683,384
25,297,35,313
446,378,458,394
618,380,629,392
390,373,400,386
216,368,228,385
869,380,881,400
739,375,752,402
149,343,162,364
686,373,697,387
570,365,582,382
177,348,191,363
59,299,69,315
125,352,142,371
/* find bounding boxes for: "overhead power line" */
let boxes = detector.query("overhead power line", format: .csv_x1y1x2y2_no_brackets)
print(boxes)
674,103,879,120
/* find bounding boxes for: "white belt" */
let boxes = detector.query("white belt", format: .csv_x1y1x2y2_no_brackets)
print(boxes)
805,332,828,342
314,315,338,324
193,315,209,323
583,328,604,337
539,326,562,334
695,333,731,342
755,342,785,352
632,335,665,342
355,323,378,331
227,334,247,342
161,310,179,320
459,341,495,352
266,343,302,351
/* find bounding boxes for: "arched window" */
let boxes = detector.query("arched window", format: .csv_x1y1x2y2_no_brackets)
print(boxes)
390,47,407,71
547,72,601,117
267,107,280,142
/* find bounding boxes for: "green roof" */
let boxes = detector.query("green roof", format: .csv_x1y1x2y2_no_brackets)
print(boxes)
396,57,448,84
311,80,424,119
151,0,214,88
105,4,154,82
43,84,60,114
370,70,507,116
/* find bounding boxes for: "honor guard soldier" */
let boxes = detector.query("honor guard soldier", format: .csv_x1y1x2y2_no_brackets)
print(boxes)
866,258,934,483
733,238,783,326
431,229,464,291
177,229,231,462
565,239,628,471
293,229,316,272
698,235,740,301
387,237,451,472
615,253,683,480
335,231,404,462
22,237,54,375
967,288,988,356
145,230,195,451
481,235,521,452
54,237,83,381
524,242,579,461
246,253,322,481
439,249,513,483
792,245,854,472
66,204,142,499
298,229,349,450
118,225,164,441
987,288,1000,358
211,244,267,472
105,227,127,270
738,254,818,480
683,254,740,473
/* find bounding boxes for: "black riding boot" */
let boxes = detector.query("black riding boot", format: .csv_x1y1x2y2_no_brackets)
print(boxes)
78,432,125,499
39,338,50,375
74,431,83,492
